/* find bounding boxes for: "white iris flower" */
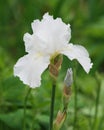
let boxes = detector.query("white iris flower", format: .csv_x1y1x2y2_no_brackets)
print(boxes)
14,13,93,88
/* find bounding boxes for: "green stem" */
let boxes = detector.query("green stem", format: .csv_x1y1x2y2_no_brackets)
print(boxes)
49,82,56,130
23,88,31,130
73,68,77,130
92,74,101,130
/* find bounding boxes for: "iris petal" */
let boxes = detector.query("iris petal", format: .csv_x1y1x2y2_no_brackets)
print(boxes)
31,13,71,47
61,44,93,73
14,54,50,88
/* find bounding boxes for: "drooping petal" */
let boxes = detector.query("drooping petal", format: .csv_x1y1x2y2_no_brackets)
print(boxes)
61,44,93,73
14,54,50,88
31,13,71,50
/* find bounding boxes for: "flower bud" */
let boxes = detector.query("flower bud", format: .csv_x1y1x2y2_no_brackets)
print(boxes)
64,68,73,87
63,68,73,109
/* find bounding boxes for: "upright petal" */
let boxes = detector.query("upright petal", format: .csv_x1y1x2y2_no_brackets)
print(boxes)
23,33,46,54
61,44,93,73
14,54,50,88
31,13,71,49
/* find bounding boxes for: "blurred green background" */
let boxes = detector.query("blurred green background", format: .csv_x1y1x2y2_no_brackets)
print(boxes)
0,0,104,130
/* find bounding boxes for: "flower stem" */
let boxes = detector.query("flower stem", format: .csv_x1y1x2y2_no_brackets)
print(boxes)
50,82,56,130
73,68,77,130
23,87,31,130
92,74,101,130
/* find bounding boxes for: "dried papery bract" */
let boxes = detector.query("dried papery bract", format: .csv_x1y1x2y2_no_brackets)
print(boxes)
53,110,67,130
49,55,63,81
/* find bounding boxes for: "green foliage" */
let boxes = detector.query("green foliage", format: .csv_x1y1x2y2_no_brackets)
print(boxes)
0,0,104,129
